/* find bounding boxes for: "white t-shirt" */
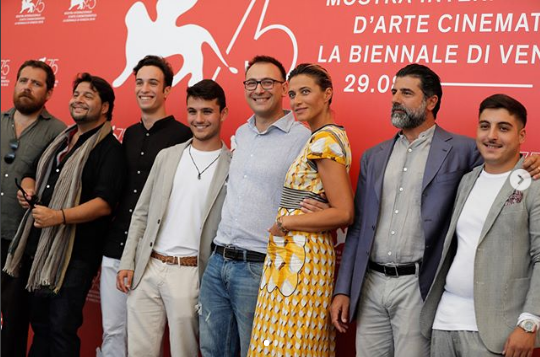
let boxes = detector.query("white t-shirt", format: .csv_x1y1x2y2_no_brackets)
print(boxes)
153,145,221,257
433,169,510,331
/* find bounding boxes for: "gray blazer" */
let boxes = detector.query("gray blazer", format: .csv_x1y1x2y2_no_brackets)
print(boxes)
334,125,482,319
421,158,540,353
119,139,231,288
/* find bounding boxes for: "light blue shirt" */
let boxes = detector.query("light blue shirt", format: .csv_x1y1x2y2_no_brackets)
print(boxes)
214,110,310,253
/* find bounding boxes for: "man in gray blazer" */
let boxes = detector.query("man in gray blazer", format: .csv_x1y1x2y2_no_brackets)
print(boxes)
116,79,231,357
421,94,539,356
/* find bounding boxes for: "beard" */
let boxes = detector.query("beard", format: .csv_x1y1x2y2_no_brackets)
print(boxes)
391,100,428,129
13,92,47,115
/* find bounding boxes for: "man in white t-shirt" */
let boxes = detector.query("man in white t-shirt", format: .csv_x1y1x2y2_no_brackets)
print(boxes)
116,79,231,357
421,94,539,356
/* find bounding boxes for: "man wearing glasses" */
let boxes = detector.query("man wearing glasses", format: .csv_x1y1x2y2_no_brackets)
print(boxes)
198,55,310,357
0,59,65,357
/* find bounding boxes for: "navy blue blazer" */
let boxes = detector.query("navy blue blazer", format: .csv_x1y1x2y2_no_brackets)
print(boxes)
334,125,482,319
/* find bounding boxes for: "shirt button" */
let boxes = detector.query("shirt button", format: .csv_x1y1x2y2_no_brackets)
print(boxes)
141,152,145,156
403,167,408,172
408,148,412,153
391,231,395,235
120,242,124,246
4,174,8,177
243,175,247,178
56,169,60,173
46,185,50,189
124,231,128,235
133,189,137,193
129,209,133,213
137,171,141,175
394,210,399,214
0,192,3,196
399,187,404,192
388,251,392,256
146,133,150,137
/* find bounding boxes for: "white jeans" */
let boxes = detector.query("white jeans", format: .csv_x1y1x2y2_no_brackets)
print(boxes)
127,257,200,357
98,256,128,357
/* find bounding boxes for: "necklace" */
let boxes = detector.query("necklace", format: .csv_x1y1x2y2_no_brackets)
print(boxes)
188,144,220,180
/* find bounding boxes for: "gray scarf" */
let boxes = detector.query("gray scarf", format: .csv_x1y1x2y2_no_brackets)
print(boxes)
3,121,112,293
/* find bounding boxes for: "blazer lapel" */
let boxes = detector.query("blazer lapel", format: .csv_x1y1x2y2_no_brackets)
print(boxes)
477,158,525,245
423,126,452,191
442,167,482,254
200,144,230,224
160,140,190,209
374,137,396,203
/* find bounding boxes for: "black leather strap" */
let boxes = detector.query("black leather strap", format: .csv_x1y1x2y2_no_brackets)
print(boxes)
214,245,266,263
368,261,418,276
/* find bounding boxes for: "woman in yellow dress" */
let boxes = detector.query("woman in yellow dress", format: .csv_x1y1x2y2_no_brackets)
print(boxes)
248,63,354,356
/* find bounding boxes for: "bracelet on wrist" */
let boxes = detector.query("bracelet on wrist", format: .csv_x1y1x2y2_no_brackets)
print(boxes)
276,216,289,234
61,209,67,225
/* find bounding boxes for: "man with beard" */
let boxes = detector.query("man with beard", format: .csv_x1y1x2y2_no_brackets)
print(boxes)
1,59,65,357
3,73,125,356
330,64,539,356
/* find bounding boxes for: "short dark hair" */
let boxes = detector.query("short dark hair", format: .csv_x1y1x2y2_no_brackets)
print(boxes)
246,55,287,81
133,55,174,88
72,73,115,121
396,64,443,118
17,60,55,91
288,63,334,104
479,94,527,128
186,79,226,111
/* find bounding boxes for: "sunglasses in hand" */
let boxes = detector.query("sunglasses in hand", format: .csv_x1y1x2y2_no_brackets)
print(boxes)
15,178,40,209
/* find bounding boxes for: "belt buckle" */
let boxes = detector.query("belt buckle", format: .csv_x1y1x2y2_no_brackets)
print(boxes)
165,256,176,265
383,265,398,277
223,245,235,260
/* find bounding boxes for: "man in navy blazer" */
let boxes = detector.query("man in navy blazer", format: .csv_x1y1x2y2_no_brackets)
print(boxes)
331,65,540,356
330,64,540,357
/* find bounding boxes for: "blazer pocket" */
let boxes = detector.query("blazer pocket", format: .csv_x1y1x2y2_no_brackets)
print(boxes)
503,277,530,328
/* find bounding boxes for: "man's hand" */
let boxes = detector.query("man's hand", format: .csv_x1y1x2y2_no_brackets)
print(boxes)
32,205,62,228
502,327,536,357
523,154,540,180
17,187,35,209
300,194,330,214
330,294,350,333
117,270,134,293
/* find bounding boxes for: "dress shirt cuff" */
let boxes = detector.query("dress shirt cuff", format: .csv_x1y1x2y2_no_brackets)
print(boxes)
517,313,540,331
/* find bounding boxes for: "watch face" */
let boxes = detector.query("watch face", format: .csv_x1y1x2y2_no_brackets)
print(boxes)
521,320,535,332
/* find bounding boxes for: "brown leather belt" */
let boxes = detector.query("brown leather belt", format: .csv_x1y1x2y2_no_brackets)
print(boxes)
151,251,197,267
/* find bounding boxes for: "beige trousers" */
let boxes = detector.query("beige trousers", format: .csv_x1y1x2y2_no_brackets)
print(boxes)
127,258,199,357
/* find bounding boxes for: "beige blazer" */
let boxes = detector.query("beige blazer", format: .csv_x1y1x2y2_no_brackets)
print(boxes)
421,158,540,353
119,139,231,288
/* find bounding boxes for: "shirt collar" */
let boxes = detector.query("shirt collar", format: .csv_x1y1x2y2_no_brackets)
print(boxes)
139,115,176,133
247,110,295,134
4,107,54,121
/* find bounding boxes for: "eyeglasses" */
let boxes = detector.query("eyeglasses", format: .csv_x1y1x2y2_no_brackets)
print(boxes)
15,178,40,209
4,139,19,164
243,78,284,91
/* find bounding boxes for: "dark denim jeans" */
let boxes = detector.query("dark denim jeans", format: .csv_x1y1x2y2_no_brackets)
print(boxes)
199,252,263,357
28,259,95,357
1,239,31,357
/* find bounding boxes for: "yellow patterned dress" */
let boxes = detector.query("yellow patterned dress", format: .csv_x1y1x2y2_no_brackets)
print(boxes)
248,124,351,357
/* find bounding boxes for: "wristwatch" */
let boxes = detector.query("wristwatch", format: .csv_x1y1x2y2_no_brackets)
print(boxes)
518,319,537,333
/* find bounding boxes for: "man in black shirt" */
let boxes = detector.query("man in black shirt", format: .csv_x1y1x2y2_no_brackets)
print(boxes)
98,55,191,357
4,73,125,356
